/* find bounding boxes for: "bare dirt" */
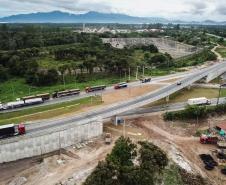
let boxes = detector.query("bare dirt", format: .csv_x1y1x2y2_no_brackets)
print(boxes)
0,139,115,185
102,84,163,104
2,113,226,185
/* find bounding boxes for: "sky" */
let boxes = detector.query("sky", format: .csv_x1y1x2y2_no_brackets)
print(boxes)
0,0,226,21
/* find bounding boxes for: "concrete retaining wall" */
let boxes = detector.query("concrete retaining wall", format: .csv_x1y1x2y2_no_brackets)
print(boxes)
0,118,103,163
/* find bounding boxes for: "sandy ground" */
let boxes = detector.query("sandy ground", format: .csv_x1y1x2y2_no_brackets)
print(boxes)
0,139,115,185
2,113,226,185
102,84,163,104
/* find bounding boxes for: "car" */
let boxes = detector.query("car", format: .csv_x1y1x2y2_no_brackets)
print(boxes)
177,81,182,85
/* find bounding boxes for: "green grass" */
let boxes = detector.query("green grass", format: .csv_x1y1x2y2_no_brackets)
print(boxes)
216,47,226,58
163,164,183,185
0,96,102,125
147,87,226,107
0,74,131,103
37,56,74,69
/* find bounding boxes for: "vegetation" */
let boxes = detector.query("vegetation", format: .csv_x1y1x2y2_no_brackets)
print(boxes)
216,47,226,58
0,96,102,125
174,49,217,68
0,24,219,103
84,137,168,185
164,103,226,121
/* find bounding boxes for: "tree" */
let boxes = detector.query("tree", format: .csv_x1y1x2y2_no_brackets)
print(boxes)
106,137,137,167
84,161,120,185
84,138,168,185
0,64,8,82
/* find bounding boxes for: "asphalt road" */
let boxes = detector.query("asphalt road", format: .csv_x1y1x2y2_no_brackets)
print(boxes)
24,61,226,136
1,71,191,113
121,97,226,116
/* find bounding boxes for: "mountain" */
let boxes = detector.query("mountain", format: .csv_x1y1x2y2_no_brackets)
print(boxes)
0,11,169,24
0,11,225,24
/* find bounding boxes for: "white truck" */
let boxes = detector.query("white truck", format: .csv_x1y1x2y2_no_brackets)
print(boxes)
187,97,211,106
0,103,3,110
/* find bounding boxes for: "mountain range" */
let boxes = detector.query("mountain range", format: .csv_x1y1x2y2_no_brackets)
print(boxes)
0,11,225,25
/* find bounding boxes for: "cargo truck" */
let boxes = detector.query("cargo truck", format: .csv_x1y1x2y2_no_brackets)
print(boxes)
52,89,80,98
0,123,26,139
105,133,112,144
85,85,106,93
187,97,211,106
140,78,151,83
200,134,218,144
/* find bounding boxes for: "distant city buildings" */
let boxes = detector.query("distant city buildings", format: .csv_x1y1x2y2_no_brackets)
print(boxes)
74,24,165,34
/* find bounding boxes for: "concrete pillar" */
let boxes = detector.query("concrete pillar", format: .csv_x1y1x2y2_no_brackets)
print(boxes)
166,96,170,102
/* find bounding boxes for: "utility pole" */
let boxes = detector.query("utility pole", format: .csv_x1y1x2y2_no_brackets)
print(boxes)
136,66,139,80
63,74,66,90
11,83,15,99
142,65,145,77
123,119,126,137
128,67,131,81
217,84,222,105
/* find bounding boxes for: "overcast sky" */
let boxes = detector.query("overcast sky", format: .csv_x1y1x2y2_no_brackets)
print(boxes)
0,0,226,21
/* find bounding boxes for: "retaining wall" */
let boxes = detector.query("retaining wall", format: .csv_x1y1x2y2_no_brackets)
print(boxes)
0,118,103,163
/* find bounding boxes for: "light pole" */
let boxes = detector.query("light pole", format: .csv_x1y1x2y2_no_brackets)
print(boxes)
217,83,226,105
136,66,140,80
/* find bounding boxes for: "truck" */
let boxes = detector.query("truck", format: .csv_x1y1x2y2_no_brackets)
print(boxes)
105,133,112,144
24,98,44,106
85,85,106,93
22,93,51,101
200,134,218,144
0,103,3,111
0,123,26,139
52,89,80,98
187,97,211,106
217,141,226,149
140,78,151,83
114,82,128,89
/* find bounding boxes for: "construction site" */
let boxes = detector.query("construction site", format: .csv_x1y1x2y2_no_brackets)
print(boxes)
1,71,226,185
1,111,226,185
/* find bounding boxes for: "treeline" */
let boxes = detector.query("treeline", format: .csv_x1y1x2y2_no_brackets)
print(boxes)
164,104,226,121
0,24,93,50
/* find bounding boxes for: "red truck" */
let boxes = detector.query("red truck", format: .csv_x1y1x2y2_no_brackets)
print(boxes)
0,123,26,139
200,134,218,144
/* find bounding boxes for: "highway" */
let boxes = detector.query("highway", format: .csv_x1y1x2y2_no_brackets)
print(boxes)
24,61,226,136
0,71,191,113
121,97,226,116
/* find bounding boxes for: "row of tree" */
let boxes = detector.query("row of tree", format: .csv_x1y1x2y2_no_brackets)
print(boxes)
164,103,226,121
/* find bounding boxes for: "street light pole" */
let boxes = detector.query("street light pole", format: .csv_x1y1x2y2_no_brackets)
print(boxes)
217,83,226,105
217,84,222,105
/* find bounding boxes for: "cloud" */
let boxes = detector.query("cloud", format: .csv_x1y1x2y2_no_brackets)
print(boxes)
0,0,226,21
215,4,226,15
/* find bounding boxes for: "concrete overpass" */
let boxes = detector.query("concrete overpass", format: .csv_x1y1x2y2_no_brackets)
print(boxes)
24,61,226,135
1,61,226,163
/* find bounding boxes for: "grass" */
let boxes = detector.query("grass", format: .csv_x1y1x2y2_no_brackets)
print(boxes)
0,96,102,125
147,87,226,107
163,164,183,185
216,47,226,58
0,74,131,103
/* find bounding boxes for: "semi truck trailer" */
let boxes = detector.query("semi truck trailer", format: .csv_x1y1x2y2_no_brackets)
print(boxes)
0,123,26,139
85,85,106,93
187,97,211,106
